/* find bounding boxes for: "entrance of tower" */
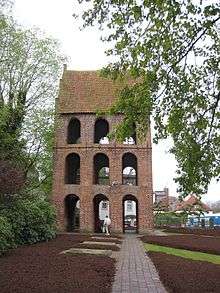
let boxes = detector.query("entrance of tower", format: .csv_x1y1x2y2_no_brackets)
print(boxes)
93,194,109,233
123,194,138,233
64,194,80,232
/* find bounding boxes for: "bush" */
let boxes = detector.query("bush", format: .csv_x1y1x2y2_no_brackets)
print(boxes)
4,198,56,245
0,215,14,255
154,212,183,227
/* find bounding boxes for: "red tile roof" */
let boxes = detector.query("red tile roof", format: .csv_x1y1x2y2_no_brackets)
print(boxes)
58,70,130,113
175,195,211,211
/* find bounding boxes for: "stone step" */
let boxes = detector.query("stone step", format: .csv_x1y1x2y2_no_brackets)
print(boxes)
61,248,112,256
91,236,120,241
82,241,121,248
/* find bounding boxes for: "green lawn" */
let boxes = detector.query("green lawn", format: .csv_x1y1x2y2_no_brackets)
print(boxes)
145,243,220,265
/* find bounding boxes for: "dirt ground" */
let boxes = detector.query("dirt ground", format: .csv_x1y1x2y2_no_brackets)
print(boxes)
149,252,220,293
141,234,220,255
0,234,117,293
163,227,220,237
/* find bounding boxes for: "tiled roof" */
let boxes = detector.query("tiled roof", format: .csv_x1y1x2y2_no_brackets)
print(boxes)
175,195,211,211
58,70,129,113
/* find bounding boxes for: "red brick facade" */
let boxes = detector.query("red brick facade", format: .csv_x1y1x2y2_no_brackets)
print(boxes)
52,69,153,233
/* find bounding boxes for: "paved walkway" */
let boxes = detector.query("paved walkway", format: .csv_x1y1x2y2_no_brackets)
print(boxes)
112,234,167,293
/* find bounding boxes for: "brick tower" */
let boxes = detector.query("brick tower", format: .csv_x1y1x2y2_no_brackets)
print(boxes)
52,67,153,234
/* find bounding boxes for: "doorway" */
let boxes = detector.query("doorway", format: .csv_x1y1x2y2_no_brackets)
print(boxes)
93,194,109,233
123,194,138,233
64,194,80,232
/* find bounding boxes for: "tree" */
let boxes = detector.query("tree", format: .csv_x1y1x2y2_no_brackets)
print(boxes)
77,0,220,196
0,160,25,198
0,14,63,160
0,0,13,14
23,108,55,196
178,200,205,226
0,4,65,197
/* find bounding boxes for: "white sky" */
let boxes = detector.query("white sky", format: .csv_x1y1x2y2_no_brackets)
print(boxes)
13,0,220,203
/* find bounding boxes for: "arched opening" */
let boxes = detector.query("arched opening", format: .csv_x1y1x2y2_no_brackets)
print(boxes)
94,118,109,144
64,194,80,232
123,123,136,145
122,153,137,185
93,194,110,233
94,153,110,185
123,194,138,233
65,153,80,184
67,118,81,144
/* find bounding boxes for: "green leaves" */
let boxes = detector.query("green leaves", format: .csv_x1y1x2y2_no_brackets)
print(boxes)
0,6,65,197
78,0,220,196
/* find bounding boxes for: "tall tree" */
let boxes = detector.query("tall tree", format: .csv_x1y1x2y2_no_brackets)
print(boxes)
77,0,220,196
23,108,55,196
0,4,64,196
0,15,64,161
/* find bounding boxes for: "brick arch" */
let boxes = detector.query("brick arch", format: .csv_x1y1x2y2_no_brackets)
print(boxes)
67,117,81,144
122,152,138,186
123,123,137,145
93,153,110,185
93,193,110,233
64,194,80,232
122,194,138,233
65,153,80,184
94,118,110,144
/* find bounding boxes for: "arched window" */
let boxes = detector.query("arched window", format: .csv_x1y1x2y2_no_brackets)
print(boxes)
67,118,81,144
123,123,136,145
94,153,109,185
94,119,109,144
65,153,80,184
122,153,137,185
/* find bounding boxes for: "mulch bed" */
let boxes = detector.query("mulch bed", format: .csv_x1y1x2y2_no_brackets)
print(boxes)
148,252,220,292
0,234,116,293
163,227,220,237
141,234,220,255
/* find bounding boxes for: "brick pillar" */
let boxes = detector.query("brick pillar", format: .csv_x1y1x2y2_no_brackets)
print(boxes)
80,187,93,232
109,187,123,233
80,150,93,232
138,189,153,233
110,149,122,184
53,195,66,231
109,150,123,233
52,149,66,231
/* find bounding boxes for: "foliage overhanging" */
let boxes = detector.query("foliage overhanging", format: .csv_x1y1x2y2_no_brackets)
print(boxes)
77,0,220,196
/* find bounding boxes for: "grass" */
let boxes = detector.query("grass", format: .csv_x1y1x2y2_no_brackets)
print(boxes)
145,243,220,265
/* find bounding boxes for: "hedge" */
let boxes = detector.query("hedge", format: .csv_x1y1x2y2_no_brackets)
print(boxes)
0,197,56,254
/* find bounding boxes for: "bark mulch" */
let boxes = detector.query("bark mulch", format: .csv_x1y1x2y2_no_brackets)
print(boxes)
148,252,220,293
141,234,220,255
0,234,116,293
163,227,220,237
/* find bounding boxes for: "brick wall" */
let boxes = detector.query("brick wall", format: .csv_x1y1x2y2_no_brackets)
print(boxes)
52,113,153,233
52,70,153,233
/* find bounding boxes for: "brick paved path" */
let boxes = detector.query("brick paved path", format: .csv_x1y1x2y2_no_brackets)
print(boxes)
112,234,167,293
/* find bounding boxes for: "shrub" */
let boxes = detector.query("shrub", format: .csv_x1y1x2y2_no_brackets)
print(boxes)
154,212,183,227
0,215,14,255
5,198,56,245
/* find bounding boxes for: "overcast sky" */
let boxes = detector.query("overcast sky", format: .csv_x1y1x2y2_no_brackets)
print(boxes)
13,0,220,203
